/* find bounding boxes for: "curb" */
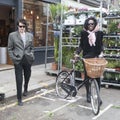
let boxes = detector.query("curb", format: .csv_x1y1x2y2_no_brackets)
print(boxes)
3,80,55,101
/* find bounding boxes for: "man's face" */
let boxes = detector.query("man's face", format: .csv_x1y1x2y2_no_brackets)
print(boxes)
18,22,26,33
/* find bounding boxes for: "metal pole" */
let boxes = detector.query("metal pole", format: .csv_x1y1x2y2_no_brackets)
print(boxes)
58,4,63,72
107,0,110,14
45,4,49,70
100,0,103,31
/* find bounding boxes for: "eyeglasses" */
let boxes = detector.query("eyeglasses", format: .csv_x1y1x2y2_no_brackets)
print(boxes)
19,26,25,28
88,23,94,26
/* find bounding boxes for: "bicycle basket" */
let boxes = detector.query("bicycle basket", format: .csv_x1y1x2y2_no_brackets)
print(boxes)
83,58,108,78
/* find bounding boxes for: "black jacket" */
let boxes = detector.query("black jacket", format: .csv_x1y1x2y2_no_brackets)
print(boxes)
76,30,104,58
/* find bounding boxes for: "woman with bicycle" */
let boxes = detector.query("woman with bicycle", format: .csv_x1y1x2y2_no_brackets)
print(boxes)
75,17,104,104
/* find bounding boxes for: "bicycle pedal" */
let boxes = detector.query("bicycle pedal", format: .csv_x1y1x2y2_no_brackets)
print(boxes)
71,91,77,97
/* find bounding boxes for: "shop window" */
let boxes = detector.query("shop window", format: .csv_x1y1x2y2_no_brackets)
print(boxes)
24,1,54,47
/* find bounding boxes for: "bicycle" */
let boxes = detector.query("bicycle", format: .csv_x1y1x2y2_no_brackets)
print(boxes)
56,57,108,115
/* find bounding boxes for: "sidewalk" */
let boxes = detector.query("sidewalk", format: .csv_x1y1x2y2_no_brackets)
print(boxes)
0,64,56,98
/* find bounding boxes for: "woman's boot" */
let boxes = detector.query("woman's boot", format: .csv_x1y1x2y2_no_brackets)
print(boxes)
85,79,91,103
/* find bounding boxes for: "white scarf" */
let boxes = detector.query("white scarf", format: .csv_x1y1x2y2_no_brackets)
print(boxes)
87,31,96,46
86,24,99,46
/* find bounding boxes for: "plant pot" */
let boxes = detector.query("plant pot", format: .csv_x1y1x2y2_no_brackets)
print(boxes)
115,67,120,71
51,62,58,70
81,72,85,80
0,47,7,64
117,32,120,35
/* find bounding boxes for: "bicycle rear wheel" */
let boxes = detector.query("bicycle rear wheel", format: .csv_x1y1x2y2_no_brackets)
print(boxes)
90,79,100,115
56,71,71,98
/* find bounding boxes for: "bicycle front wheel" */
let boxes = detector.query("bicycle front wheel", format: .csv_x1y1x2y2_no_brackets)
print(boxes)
56,71,71,99
90,79,100,115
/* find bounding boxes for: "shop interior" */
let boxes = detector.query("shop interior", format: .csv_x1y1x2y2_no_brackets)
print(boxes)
23,1,54,47
0,5,15,65
0,5,15,47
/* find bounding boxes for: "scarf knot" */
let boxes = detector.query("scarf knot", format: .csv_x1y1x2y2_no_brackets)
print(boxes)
87,24,99,46
87,31,96,46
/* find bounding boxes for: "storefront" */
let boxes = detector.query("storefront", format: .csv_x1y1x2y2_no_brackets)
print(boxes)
0,0,22,64
0,0,60,65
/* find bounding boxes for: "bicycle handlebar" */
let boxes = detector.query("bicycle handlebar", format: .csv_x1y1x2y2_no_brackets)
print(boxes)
70,57,82,64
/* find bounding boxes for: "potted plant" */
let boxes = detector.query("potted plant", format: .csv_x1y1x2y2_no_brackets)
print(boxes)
117,22,120,35
50,3,68,30
50,3,68,70
73,26,83,37
51,36,59,70
108,22,118,35
75,59,84,79
62,47,74,70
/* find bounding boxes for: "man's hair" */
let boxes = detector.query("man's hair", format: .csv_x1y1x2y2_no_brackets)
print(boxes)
17,18,28,30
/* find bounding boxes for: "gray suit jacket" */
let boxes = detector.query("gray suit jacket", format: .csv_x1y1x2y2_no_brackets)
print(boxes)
8,31,35,65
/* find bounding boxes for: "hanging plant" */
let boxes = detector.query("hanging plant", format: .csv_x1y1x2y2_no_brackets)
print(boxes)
50,3,68,23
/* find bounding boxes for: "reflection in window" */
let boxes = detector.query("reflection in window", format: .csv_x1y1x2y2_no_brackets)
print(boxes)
23,1,54,47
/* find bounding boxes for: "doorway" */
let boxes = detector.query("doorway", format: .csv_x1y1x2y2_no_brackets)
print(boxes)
0,5,15,65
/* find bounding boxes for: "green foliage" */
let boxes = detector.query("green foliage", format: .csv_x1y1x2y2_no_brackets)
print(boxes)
116,22,120,32
108,22,118,33
75,54,84,72
50,4,58,21
50,3,68,22
54,37,59,63
103,38,117,47
62,47,84,71
62,47,75,69
108,22,120,34
75,61,84,72
106,60,120,68
104,72,115,80
73,26,83,36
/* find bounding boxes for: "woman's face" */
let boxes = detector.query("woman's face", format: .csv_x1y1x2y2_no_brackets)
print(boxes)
87,20,95,31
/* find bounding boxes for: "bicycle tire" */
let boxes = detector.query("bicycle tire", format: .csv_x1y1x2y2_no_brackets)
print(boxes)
90,79,100,115
56,70,71,99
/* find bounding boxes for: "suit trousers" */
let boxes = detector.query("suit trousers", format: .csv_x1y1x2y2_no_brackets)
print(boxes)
14,56,31,100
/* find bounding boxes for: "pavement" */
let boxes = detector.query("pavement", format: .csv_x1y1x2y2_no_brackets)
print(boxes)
0,64,56,99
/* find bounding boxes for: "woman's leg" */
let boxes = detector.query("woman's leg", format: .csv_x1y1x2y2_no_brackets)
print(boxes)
85,78,91,103
83,61,91,102
96,78,102,105
96,78,101,90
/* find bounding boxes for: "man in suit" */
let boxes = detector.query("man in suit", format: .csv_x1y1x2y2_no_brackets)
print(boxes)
8,19,34,106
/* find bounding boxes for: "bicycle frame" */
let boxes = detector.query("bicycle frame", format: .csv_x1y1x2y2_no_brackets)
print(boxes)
56,57,102,115
69,58,89,91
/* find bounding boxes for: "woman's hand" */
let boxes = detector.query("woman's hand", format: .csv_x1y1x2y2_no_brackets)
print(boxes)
99,52,104,58
74,54,80,60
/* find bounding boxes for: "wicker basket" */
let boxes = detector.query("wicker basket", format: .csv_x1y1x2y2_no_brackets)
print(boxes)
83,58,108,78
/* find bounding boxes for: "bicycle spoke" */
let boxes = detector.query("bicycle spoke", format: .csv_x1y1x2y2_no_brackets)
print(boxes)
56,71,71,98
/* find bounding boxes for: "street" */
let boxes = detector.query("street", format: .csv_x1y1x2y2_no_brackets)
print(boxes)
0,83,120,120
0,85,120,120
